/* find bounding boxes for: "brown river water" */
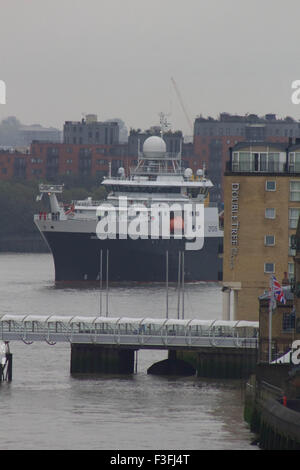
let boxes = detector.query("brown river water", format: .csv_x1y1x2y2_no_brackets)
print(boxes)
0,253,257,450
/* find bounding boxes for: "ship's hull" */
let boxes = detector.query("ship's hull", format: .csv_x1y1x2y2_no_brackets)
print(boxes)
41,230,223,283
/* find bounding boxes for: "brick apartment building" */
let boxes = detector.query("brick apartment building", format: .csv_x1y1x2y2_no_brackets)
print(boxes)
2,112,299,197
63,114,119,146
0,116,196,182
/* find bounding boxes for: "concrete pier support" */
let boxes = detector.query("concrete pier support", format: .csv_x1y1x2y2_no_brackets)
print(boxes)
232,289,238,321
70,344,135,375
222,288,231,320
147,350,196,376
222,283,241,321
175,348,257,379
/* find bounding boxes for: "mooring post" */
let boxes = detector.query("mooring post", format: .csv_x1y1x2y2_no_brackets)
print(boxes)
5,342,12,382
0,342,13,382
5,353,12,382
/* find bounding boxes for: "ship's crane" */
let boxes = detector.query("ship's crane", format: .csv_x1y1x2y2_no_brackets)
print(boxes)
171,77,193,134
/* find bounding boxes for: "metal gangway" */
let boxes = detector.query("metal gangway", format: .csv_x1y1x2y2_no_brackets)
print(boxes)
0,315,259,349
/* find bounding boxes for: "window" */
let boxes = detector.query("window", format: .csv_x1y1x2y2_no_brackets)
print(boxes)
289,208,300,228
268,153,280,172
232,151,282,172
266,180,276,191
289,235,296,256
290,181,300,201
265,208,276,219
288,152,300,172
265,235,275,246
288,262,295,280
264,263,275,273
282,312,295,332
235,151,251,171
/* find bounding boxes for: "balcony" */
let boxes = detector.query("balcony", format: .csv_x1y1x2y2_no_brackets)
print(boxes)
226,159,286,173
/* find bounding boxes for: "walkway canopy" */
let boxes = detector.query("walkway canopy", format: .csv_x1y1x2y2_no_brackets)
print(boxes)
0,314,258,338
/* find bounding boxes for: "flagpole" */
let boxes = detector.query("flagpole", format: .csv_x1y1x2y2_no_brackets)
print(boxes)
106,249,109,317
100,249,103,316
166,250,169,319
177,251,181,320
268,274,274,363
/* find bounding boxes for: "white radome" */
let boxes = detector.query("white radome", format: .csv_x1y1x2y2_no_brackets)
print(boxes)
143,136,166,158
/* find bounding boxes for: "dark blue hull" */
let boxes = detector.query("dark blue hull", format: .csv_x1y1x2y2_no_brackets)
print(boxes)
42,231,223,282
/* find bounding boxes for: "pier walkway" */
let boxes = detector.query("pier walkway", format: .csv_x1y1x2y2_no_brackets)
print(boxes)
0,315,258,349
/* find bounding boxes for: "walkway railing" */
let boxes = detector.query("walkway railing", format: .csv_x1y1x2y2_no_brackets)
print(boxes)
0,315,259,349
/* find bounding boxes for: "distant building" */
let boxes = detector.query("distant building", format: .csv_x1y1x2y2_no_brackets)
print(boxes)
194,113,300,203
63,114,119,146
0,116,61,148
222,140,300,321
19,125,62,146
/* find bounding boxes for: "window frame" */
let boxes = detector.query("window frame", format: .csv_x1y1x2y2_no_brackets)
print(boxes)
264,262,275,274
264,235,275,246
265,180,276,191
265,208,276,219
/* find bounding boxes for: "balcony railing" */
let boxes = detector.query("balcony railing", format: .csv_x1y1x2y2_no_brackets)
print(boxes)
226,160,286,173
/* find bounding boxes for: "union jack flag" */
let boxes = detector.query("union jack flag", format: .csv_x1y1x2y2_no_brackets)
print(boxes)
270,275,286,306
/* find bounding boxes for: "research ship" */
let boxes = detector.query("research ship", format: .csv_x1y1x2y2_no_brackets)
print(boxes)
34,135,223,283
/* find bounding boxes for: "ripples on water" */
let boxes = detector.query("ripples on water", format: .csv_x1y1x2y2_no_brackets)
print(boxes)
0,253,256,450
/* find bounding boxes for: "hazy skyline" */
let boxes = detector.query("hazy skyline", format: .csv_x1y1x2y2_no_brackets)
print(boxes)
1,0,300,135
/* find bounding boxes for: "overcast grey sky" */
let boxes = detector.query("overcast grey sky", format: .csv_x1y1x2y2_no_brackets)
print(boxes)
1,0,300,135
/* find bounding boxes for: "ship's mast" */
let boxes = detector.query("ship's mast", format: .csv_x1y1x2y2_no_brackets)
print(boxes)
159,111,171,138
159,112,171,173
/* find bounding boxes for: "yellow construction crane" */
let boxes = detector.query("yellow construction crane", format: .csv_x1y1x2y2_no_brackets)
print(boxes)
171,77,193,133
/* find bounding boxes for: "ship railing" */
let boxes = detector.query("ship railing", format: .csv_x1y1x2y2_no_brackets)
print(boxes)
136,151,181,161
130,167,184,176
73,200,104,207
34,212,53,221
38,184,64,193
